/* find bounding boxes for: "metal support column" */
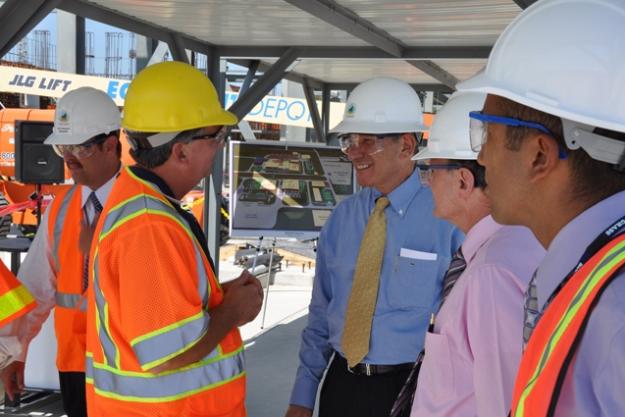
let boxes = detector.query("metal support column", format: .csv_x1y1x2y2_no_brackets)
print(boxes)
303,78,324,143
228,47,299,119
75,15,85,74
240,60,260,94
204,49,225,276
0,0,62,58
167,32,189,63
321,83,331,142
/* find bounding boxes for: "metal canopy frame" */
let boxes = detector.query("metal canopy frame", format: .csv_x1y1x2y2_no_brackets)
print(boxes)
0,0,522,265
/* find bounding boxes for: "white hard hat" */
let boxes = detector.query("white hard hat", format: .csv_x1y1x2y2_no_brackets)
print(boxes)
413,92,487,161
457,0,625,165
45,87,120,146
330,77,426,135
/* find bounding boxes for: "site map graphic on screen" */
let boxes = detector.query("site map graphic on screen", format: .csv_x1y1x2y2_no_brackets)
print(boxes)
229,141,355,239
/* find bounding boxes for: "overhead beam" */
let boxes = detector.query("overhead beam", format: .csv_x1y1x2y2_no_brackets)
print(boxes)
513,0,538,8
228,48,300,119
0,0,63,58
283,0,458,89
406,60,459,89
219,45,491,60
228,59,324,90
303,78,324,143
239,60,260,94
283,0,403,57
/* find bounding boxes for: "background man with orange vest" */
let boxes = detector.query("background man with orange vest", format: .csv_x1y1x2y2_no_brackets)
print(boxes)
458,0,625,415
397,92,544,417
0,86,123,417
0,261,35,369
85,61,263,417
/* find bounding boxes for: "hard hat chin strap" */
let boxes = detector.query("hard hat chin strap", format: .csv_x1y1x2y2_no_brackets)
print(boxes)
562,119,625,169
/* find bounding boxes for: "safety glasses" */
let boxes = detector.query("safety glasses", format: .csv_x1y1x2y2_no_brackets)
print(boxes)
338,133,400,156
52,134,109,159
469,111,567,159
190,126,228,145
416,163,463,184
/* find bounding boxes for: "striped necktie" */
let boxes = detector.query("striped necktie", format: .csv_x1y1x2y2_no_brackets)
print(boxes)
439,247,466,308
341,196,390,368
522,270,540,349
82,192,103,292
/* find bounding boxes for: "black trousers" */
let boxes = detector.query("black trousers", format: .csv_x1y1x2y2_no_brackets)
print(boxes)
58,371,87,417
319,355,411,417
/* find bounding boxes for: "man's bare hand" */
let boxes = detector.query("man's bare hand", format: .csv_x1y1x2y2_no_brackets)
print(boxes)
1,361,25,401
220,270,263,327
285,404,313,417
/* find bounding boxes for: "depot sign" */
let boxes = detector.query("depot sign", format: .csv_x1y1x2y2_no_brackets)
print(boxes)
1,65,345,128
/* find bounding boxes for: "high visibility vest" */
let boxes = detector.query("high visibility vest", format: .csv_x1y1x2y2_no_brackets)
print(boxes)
0,261,35,327
511,232,625,417
47,185,89,372
86,167,245,417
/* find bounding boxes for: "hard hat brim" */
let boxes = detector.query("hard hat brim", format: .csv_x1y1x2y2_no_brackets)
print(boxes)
329,119,427,135
122,109,238,133
411,147,478,161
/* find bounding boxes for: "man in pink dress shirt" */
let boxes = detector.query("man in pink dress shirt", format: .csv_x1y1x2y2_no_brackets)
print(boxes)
408,92,544,417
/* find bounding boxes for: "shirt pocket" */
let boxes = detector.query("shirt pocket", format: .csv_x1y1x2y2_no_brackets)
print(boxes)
418,331,456,402
387,255,441,310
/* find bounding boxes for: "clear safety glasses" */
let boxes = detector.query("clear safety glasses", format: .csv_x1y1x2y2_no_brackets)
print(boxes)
190,126,228,146
52,134,108,159
338,133,399,156
468,111,567,159
416,163,463,184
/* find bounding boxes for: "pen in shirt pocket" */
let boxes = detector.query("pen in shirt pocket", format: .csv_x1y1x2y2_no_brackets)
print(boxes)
428,313,435,333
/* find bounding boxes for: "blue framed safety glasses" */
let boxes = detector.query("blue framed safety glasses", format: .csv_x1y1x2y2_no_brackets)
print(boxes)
469,111,567,159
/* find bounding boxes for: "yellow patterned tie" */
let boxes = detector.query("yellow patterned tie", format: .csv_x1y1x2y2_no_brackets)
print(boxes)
341,196,390,368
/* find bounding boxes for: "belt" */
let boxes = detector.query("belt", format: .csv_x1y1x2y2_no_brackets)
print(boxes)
335,354,413,376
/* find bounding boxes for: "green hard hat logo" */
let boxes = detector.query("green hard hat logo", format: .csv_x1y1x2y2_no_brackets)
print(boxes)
346,103,356,117
59,111,69,122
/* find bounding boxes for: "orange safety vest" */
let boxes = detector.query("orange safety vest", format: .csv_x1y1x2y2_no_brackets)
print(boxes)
0,261,35,327
86,167,245,417
511,232,625,417
47,185,89,372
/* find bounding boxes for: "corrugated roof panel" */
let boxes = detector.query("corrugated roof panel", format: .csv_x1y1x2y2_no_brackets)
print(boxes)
90,0,368,46
339,0,520,46
433,59,486,80
282,59,440,84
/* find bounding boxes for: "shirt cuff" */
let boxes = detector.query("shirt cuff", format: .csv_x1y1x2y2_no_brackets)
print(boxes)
289,374,320,410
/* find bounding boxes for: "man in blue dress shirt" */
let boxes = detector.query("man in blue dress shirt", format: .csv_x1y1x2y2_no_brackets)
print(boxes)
285,77,463,417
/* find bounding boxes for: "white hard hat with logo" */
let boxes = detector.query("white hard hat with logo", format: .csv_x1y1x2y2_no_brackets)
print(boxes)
457,0,625,165
45,86,120,146
330,77,426,135
413,92,486,161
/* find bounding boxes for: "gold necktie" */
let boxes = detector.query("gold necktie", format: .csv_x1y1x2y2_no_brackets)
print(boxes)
341,196,390,368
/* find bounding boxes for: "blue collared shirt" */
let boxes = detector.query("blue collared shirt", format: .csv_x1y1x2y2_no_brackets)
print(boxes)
290,168,464,409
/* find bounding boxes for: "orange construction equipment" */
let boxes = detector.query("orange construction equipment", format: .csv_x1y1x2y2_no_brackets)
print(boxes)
86,167,245,417
0,260,35,327
45,184,90,371
511,232,625,417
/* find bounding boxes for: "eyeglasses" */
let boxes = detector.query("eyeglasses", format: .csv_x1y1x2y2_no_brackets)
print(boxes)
190,126,228,145
338,133,399,156
469,111,567,159
52,135,108,159
416,163,463,184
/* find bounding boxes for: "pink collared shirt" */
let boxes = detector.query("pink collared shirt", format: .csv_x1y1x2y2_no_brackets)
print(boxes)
411,215,545,417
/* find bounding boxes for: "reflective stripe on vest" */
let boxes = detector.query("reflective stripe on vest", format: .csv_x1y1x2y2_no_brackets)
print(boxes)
511,233,625,417
85,350,244,402
50,186,78,272
55,292,87,312
0,284,35,326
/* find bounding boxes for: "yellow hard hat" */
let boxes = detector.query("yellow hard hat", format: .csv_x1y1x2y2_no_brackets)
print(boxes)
122,61,238,136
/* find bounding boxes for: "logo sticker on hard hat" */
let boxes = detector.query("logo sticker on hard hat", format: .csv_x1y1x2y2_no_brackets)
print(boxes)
346,103,356,118
59,111,68,122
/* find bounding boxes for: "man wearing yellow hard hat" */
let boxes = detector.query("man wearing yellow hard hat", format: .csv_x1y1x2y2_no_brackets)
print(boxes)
84,61,263,417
